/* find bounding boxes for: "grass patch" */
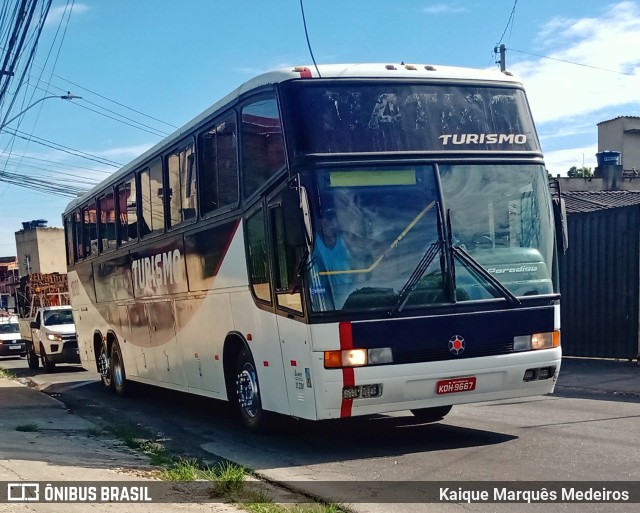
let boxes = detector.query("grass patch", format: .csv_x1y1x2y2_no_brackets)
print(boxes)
86,426,105,437
15,423,39,432
0,367,16,379
162,459,348,513
110,424,172,466
110,424,347,513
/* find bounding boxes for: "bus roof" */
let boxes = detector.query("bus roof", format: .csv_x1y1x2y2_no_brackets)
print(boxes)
65,63,522,212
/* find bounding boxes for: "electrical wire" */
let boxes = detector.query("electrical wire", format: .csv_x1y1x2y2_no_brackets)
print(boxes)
299,0,321,77
496,0,518,46
508,48,639,77
4,128,123,167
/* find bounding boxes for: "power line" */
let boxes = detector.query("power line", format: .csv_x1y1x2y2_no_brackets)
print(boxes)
3,128,123,167
26,79,171,137
496,0,518,46
509,48,638,77
28,64,178,130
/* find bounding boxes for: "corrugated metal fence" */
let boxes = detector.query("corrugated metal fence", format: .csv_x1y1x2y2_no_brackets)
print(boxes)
560,204,640,359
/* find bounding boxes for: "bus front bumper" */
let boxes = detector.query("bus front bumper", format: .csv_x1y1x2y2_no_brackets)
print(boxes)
313,347,562,420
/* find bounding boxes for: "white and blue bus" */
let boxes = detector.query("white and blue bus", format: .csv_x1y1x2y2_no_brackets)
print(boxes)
64,63,563,431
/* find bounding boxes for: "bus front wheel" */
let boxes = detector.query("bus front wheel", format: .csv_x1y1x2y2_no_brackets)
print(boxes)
411,405,452,423
235,347,270,432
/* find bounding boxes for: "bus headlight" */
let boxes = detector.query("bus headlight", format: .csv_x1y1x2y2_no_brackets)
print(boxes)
324,347,393,368
514,331,560,351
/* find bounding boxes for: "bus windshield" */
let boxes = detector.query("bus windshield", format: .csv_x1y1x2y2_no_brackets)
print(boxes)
283,82,540,154
306,164,556,313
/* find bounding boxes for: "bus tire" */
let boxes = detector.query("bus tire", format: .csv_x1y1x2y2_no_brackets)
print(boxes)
26,343,39,370
99,344,113,390
110,340,128,396
40,344,55,372
235,347,270,432
410,405,452,423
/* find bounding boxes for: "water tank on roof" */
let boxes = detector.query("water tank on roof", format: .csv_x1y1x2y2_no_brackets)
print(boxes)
596,151,621,167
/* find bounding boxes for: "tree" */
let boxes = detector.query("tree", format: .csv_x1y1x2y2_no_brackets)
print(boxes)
567,166,594,178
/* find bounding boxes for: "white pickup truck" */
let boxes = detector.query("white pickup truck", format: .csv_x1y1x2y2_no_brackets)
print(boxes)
20,306,81,371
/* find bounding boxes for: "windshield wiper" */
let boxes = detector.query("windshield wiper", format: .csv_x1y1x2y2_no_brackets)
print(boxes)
389,205,445,315
451,244,521,306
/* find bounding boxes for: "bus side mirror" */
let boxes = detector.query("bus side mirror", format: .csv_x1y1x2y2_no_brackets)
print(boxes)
282,186,307,247
549,179,568,254
552,196,568,254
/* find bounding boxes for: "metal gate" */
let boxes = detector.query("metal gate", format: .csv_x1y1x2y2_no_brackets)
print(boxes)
560,204,640,359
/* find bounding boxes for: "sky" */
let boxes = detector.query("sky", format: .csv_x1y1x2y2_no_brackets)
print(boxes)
1,0,639,257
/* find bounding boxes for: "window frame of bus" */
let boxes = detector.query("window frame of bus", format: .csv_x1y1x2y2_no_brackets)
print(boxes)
165,137,198,230
139,159,166,239
197,110,239,219
115,173,138,247
97,188,117,254
240,93,287,202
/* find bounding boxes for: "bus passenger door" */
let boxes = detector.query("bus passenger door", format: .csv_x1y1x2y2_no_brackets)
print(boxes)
269,202,318,421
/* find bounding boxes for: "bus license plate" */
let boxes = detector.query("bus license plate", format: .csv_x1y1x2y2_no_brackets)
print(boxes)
436,377,476,394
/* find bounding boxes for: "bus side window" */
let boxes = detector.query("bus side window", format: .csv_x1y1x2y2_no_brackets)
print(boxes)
245,206,272,303
82,202,98,258
117,176,138,245
98,191,116,253
140,160,165,237
241,98,285,199
65,214,75,265
167,142,197,228
73,210,83,260
199,114,238,216
271,204,302,313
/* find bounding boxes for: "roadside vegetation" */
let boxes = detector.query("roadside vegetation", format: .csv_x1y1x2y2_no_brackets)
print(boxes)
107,423,350,513
15,423,40,432
0,367,16,379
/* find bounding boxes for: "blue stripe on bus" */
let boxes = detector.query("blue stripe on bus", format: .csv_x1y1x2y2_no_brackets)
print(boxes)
350,306,555,363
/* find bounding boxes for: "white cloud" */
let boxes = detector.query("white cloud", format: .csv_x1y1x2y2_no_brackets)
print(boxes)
543,145,599,176
422,3,466,15
511,1,640,124
45,4,89,28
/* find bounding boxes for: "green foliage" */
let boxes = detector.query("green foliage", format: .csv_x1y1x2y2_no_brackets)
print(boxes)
15,423,39,432
567,166,594,178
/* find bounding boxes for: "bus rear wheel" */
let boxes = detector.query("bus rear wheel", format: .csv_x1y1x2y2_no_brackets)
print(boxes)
110,341,127,396
235,347,271,432
99,344,113,389
411,405,452,423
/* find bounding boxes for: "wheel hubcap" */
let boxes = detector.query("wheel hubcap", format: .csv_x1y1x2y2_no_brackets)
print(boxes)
98,351,110,378
236,364,259,418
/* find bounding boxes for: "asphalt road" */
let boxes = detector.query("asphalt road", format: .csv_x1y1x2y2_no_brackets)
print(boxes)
1,356,638,512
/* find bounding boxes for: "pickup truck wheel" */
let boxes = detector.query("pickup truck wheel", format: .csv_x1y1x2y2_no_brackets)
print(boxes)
26,344,39,370
40,344,55,372
110,341,127,396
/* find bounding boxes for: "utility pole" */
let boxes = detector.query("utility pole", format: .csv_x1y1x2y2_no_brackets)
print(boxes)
494,44,507,72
